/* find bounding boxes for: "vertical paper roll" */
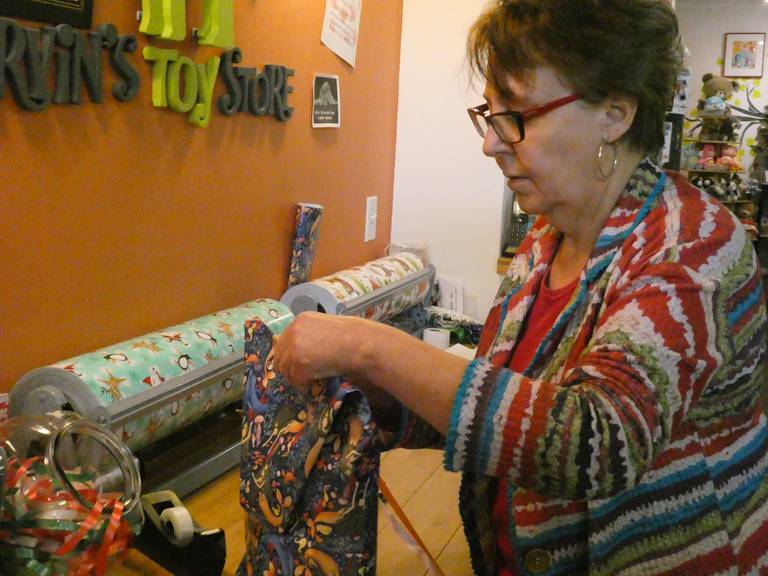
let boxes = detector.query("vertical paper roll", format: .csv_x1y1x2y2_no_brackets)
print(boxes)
288,203,324,287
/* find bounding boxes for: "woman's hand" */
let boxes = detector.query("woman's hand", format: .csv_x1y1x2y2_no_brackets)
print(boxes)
272,312,368,393
273,311,467,435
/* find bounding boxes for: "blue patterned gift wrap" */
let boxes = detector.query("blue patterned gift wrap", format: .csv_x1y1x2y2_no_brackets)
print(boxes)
287,203,324,287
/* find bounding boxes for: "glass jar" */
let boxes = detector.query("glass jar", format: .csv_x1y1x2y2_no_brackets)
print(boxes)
0,411,143,575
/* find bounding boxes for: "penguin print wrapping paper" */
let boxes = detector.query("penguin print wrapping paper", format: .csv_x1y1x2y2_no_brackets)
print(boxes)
16,299,293,451
239,318,383,576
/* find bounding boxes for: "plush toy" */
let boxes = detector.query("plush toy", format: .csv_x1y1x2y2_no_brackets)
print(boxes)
705,177,725,198
719,115,740,142
681,143,700,170
696,143,718,170
725,179,740,201
689,174,705,189
716,145,743,172
697,73,739,117
699,117,721,141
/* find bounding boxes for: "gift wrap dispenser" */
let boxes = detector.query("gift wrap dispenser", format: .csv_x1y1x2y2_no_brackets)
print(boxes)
10,299,293,497
280,253,435,325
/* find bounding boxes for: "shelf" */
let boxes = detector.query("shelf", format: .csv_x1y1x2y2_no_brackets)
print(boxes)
684,169,745,175
683,139,737,145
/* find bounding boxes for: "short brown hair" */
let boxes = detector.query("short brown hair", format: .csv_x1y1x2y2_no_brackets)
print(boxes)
468,0,683,154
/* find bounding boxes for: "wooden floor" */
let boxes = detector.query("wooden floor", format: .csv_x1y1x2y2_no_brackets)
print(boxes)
113,448,472,576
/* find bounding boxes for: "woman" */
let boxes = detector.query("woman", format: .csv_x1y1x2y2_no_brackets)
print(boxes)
274,1,768,574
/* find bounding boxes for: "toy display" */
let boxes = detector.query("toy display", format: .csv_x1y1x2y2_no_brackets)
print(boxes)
684,72,761,225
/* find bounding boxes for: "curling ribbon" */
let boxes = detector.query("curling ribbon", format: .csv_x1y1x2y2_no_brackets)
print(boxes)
1,457,138,576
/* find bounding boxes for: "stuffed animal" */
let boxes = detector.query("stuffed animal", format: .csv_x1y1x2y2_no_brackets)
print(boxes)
681,143,700,170
696,143,718,170
699,117,721,141
719,115,740,142
689,174,705,189
725,179,740,201
716,145,743,172
697,73,739,117
705,177,725,198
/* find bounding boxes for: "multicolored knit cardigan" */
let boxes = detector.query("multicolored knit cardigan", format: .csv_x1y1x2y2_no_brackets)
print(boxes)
401,159,768,575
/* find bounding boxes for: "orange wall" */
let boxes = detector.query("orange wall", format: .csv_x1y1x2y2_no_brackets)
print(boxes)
0,1,403,390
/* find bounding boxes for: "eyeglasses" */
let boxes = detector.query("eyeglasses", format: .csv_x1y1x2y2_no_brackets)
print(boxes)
467,93,581,143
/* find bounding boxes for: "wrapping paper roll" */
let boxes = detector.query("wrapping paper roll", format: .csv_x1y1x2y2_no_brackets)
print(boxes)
13,299,293,452
283,253,431,321
287,203,324,287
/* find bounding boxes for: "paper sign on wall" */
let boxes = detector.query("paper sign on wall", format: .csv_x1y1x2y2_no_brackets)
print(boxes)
321,0,362,67
313,74,340,128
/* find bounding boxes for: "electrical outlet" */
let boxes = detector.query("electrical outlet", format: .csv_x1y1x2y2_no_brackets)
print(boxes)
364,196,378,242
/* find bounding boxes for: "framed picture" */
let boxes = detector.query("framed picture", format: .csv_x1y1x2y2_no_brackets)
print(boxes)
723,32,765,78
312,74,341,128
0,0,93,29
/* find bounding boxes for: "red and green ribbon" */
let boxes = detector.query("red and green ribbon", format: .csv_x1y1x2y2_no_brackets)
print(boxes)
0,457,140,575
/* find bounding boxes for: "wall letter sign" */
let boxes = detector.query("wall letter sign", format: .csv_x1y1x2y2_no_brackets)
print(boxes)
140,0,234,48
0,18,139,111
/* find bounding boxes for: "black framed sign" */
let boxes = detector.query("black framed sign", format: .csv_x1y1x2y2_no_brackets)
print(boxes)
0,0,93,29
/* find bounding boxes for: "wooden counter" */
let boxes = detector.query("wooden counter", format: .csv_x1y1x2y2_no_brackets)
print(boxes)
112,468,245,576
109,448,472,576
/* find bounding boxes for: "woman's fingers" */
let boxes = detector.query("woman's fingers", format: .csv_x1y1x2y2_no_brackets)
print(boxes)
271,312,368,391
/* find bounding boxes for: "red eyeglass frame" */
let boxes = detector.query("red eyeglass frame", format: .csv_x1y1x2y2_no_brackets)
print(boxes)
468,93,582,143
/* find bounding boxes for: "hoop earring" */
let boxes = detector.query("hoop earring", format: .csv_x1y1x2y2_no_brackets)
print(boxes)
597,141,618,180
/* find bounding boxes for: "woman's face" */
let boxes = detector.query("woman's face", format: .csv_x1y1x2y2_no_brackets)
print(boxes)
483,67,605,222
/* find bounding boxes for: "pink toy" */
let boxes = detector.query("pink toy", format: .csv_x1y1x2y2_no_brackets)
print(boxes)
696,143,718,170
716,145,743,172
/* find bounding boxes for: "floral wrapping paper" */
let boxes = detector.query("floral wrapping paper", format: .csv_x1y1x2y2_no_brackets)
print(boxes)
239,318,383,576
311,253,430,321
38,299,293,451
288,203,324,288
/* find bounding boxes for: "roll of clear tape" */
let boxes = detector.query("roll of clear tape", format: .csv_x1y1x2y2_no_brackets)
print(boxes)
423,328,450,349
160,505,195,547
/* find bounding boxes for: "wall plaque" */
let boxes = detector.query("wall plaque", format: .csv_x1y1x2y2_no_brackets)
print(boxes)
0,0,93,29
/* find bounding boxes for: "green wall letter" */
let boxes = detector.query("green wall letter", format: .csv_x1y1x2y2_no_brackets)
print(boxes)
197,0,234,48
190,55,220,127
143,46,178,107
167,56,198,113
140,0,186,41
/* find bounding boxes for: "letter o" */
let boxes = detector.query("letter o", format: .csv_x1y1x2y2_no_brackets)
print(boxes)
167,56,198,113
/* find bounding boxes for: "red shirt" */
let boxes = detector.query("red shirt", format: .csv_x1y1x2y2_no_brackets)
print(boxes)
493,273,579,575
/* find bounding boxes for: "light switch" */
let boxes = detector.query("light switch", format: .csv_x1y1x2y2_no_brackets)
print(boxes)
365,196,378,242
